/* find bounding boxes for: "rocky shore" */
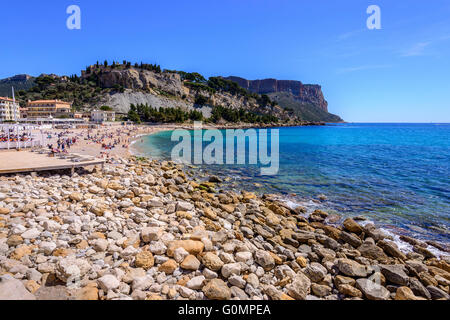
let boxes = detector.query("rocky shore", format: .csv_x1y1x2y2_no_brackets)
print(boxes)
0,157,449,300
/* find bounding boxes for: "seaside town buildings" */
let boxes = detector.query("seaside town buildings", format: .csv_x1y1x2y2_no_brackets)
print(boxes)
26,99,72,119
0,97,20,121
1,92,117,126
91,110,116,123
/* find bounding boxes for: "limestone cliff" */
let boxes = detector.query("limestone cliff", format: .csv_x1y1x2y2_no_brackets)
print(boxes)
84,67,292,121
225,76,343,122
226,76,329,112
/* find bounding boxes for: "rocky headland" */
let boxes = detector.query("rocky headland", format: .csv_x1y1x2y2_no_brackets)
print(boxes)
225,76,343,123
0,156,449,300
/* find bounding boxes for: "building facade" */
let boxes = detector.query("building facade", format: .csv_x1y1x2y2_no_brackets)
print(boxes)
0,97,20,122
26,100,72,119
91,110,116,123
19,107,28,119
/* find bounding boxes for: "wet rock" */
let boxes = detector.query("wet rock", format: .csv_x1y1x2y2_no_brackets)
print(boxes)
413,246,436,259
340,231,362,248
377,240,407,260
343,218,363,234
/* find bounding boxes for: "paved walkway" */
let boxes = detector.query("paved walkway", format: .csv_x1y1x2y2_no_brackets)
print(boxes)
0,151,104,174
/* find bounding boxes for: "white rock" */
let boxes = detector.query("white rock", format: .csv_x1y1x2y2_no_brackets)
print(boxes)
202,268,218,279
179,286,195,298
186,275,205,290
56,257,91,282
173,247,189,263
235,251,253,262
149,241,167,255
40,241,56,255
43,220,60,232
221,263,241,278
98,274,120,291
21,228,40,239
131,276,153,291
176,201,194,211
229,275,246,288
120,246,138,258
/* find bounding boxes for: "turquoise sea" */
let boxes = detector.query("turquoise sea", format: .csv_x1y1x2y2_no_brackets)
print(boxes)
132,123,450,244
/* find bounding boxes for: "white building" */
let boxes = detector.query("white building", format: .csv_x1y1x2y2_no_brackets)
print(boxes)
0,97,20,122
91,110,116,123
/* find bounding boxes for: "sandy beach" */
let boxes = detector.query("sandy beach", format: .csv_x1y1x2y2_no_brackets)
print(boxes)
32,124,176,159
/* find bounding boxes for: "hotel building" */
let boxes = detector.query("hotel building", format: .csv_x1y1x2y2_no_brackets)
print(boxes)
26,100,72,119
0,97,20,122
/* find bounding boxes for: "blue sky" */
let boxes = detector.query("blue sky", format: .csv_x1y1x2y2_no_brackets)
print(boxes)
1,0,449,122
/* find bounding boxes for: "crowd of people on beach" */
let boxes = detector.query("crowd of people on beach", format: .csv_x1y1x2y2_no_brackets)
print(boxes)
86,127,132,150
40,124,148,158
2,123,154,158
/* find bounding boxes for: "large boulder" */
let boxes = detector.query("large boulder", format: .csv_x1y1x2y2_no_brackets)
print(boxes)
380,264,409,286
337,258,369,277
202,279,231,300
286,272,311,300
0,275,36,300
356,278,390,300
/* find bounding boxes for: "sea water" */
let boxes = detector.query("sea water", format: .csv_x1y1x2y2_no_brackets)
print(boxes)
132,123,450,244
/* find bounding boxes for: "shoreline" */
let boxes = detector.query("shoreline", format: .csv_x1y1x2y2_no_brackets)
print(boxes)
127,123,450,256
0,123,449,301
0,155,448,301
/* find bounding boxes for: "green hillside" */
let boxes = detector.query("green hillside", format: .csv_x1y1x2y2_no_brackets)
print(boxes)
0,75,36,97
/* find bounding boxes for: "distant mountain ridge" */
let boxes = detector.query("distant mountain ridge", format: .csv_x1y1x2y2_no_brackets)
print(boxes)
225,76,343,122
0,74,36,97
0,64,343,124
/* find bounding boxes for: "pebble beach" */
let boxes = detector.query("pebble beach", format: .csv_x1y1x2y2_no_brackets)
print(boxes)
0,124,449,301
